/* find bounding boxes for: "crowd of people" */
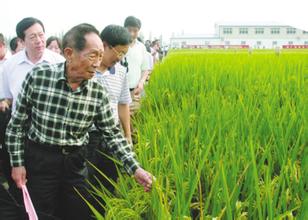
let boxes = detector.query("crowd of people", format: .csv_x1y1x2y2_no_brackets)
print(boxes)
0,16,163,219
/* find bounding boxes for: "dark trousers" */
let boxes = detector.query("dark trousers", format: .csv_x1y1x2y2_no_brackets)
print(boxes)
13,140,93,220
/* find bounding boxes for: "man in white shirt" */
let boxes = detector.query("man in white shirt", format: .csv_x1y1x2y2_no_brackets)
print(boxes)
0,17,64,113
124,16,150,113
0,17,64,220
92,25,133,143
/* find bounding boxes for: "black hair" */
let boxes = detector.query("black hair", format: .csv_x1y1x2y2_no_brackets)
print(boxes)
145,45,151,53
100,25,132,47
16,17,45,40
46,36,62,49
9,37,18,51
124,16,141,29
62,23,99,52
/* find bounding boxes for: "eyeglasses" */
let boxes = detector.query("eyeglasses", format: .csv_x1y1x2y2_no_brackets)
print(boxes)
110,46,126,59
83,50,103,62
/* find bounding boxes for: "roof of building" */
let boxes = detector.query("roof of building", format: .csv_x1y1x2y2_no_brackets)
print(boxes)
170,34,219,39
215,21,291,27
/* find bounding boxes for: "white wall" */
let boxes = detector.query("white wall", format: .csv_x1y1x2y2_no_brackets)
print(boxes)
170,24,308,49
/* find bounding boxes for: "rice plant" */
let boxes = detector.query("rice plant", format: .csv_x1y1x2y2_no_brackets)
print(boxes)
89,50,307,219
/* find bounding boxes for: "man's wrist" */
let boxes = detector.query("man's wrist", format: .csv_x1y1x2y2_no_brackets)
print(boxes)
11,161,25,167
138,81,144,88
125,135,132,142
10,154,25,167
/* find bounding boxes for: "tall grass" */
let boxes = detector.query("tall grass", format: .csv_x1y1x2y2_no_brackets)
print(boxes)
89,50,307,219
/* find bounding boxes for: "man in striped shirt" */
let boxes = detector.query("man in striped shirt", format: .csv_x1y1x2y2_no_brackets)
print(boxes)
5,23,152,219
87,25,133,198
94,25,132,143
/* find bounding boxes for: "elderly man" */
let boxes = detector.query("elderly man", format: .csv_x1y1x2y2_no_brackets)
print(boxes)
5,23,152,220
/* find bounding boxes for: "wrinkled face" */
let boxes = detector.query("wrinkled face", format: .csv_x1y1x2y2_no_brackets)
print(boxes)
126,26,139,41
23,23,46,56
65,33,104,82
101,43,129,68
47,40,61,54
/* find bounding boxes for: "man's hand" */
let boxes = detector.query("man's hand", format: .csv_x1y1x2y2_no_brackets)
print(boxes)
11,166,27,189
134,168,153,192
0,100,10,112
134,82,144,96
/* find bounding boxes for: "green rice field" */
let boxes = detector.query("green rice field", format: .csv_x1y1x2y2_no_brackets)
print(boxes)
89,50,307,220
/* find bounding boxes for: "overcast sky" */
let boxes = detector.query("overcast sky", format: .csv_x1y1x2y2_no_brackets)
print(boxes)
1,0,307,43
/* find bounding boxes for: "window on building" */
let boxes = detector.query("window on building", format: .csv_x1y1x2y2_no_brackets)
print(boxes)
287,28,296,34
241,41,246,45
255,28,264,34
271,28,280,34
272,41,277,45
257,41,262,46
288,41,293,45
304,41,308,45
223,28,232,34
239,28,248,34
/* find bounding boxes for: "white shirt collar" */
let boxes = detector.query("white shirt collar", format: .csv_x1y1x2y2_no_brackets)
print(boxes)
17,49,54,65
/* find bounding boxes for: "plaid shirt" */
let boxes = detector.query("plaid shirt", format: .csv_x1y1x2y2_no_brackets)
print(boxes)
5,62,140,175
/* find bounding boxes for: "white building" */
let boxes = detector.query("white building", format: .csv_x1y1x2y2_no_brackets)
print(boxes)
170,22,308,49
